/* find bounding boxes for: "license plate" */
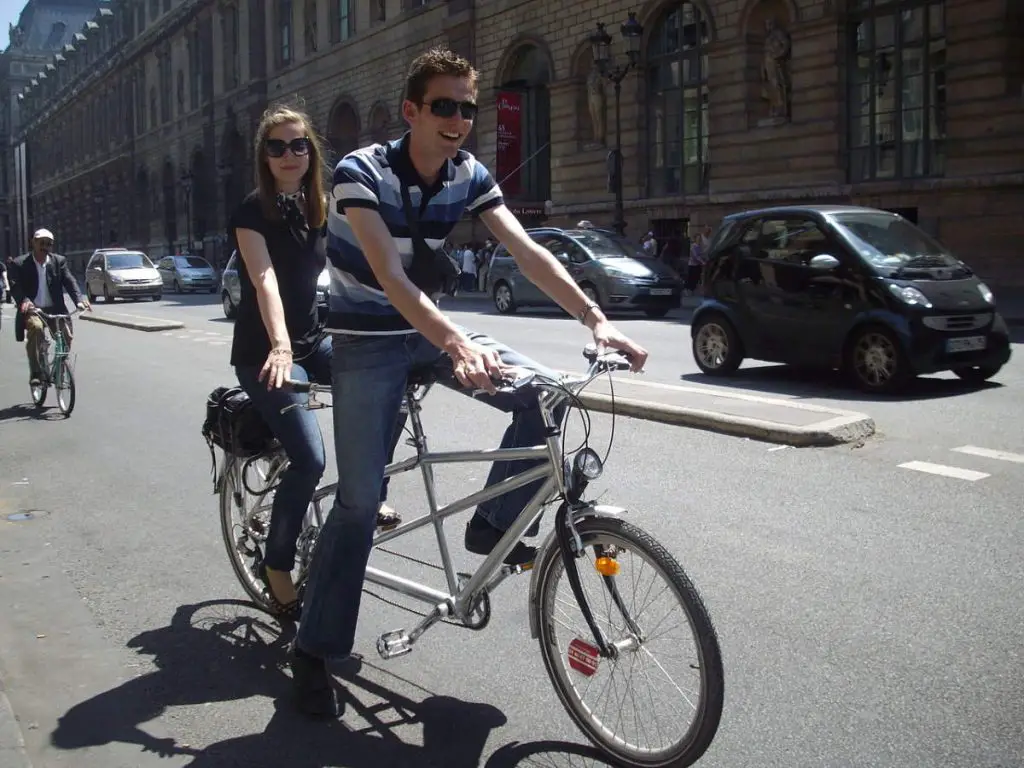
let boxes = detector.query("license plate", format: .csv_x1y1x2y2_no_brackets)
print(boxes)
946,336,986,353
649,288,673,296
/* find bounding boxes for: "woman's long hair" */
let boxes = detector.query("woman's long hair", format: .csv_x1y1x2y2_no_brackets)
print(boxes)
253,104,328,229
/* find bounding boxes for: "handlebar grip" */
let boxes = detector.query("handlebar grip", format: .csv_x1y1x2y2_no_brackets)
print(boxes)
285,379,313,394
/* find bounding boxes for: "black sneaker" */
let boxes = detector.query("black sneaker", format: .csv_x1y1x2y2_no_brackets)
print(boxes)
464,515,536,566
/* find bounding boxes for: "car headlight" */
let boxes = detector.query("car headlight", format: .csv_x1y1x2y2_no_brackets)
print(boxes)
977,282,994,304
887,283,932,308
110,274,123,282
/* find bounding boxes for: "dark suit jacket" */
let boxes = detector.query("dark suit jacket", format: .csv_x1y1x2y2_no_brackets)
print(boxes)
10,252,83,342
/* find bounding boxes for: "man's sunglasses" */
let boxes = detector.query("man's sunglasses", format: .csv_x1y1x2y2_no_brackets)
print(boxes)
265,137,312,158
424,98,478,120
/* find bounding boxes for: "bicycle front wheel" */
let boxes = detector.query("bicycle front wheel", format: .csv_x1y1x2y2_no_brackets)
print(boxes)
55,359,75,416
533,516,724,768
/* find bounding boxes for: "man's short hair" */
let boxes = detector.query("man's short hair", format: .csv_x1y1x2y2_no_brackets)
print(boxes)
404,47,479,106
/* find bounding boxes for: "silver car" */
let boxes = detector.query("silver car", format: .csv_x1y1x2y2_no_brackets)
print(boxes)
487,227,684,318
85,249,163,302
156,254,219,294
220,250,329,320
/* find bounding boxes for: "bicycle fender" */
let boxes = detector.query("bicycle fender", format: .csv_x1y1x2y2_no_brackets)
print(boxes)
527,503,628,640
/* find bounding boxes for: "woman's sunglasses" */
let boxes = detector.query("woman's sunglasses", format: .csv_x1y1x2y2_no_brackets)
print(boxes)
424,98,478,120
265,137,312,158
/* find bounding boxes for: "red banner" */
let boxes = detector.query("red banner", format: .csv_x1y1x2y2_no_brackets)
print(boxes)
495,91,522,197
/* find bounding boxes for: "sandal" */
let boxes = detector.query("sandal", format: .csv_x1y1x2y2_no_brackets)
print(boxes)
255,558,302,622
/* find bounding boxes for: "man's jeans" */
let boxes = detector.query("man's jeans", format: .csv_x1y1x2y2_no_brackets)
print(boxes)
296,329,562,659
26,309,73,379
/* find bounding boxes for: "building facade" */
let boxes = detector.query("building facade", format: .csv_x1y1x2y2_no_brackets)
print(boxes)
1,0,103,257
14,0,1024,285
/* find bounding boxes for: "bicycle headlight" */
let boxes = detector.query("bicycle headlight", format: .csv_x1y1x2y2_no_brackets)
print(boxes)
573,448,603,482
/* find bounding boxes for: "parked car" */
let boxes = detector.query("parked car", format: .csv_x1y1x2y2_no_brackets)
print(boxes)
85,249,162,302
220,250,329,321
486,227,683,318
155,254,219,293
689,205,1013,392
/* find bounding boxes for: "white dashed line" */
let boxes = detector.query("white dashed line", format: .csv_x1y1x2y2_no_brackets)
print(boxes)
898,461,990,482
951,445,1024,465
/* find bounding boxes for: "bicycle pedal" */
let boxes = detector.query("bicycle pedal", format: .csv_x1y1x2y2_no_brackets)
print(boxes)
376,629,413,660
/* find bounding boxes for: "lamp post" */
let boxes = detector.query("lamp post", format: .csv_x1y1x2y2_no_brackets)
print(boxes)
589,12,643,236
179,171,193,252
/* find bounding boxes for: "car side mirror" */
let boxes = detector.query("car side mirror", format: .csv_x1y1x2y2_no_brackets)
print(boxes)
809,254,840,270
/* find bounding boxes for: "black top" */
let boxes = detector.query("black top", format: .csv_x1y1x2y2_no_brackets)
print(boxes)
229,190,326,367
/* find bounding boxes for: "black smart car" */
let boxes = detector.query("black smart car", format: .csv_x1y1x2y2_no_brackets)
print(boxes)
690,205,1012,393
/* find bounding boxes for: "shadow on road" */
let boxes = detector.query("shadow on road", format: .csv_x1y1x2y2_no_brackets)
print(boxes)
484,740,616,767
0,402,66,422
680,365,1002,403
47,599,594,767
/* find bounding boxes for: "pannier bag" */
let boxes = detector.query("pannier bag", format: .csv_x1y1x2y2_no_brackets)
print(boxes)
201,386,278,488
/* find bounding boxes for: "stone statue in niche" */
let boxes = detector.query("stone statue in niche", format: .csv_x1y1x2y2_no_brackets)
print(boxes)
760,17,791,121
585,66,606,145
9,24,25,48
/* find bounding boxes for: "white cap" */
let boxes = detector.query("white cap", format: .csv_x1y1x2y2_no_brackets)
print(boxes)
33,228,54,241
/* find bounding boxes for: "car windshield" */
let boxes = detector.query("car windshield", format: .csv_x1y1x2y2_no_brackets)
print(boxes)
106,252,152,269
566,230,650,259
176,256,210,269
832,213,961,271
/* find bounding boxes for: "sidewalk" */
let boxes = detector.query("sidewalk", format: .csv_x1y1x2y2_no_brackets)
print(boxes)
574,375,875,447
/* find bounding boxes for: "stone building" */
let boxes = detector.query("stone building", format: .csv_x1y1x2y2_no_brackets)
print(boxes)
0,0,102,257
14,0,1024,285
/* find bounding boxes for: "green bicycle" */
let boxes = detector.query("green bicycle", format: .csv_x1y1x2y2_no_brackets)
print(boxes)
29,308,81,417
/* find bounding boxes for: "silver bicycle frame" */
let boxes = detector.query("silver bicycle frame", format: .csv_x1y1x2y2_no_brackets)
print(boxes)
306,380,569,630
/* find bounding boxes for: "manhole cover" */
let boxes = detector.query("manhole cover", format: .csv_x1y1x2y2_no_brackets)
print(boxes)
6,510,48,522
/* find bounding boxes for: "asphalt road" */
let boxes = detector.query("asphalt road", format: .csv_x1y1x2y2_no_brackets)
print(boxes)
0,295,1022,768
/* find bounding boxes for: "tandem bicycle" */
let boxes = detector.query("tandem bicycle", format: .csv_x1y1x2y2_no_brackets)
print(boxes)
217,344,724,767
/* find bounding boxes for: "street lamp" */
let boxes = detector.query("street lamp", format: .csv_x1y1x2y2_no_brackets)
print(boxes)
589,12,643,235
179,171,193,252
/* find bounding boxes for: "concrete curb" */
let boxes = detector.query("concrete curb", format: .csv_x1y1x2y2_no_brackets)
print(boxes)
80,313,185,332
576,391,876,447
0,684,32,768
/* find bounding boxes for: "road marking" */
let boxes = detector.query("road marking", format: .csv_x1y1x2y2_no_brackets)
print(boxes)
951,445,1024,465
208,341,227,346
898,461,990,482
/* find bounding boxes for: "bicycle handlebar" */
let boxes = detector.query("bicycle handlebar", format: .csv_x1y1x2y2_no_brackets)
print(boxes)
283,345,634,400
31,307,85,321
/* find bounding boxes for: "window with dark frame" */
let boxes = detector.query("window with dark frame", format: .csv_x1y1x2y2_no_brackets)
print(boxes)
847,0,946,182
188,29,201,110
222,4,240,90
646,1,711,197
329,0,352,43
278,0,293,66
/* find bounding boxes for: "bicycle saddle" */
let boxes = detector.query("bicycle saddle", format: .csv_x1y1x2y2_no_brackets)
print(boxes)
406,357,455,388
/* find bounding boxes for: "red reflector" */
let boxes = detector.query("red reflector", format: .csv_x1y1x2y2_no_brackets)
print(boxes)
567,637,601,677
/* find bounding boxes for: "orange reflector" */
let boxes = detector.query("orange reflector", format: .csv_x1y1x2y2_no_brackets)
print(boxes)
594,556,619,576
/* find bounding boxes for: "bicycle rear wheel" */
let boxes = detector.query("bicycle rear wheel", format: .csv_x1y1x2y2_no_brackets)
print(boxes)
55,359,75,416
219,449,293,610
30,345,48,407
532,516,724,768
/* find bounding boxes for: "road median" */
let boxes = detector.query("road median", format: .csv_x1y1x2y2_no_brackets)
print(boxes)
574,376,875,447
80,311,184,332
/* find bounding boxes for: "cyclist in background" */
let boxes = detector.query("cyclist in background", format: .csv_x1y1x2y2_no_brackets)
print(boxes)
10,229,89,385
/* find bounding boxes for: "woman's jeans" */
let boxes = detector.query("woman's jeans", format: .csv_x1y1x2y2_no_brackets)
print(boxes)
235,336,400,573
296,329,563,659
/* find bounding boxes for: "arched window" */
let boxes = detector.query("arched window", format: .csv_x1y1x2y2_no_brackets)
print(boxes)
848,0,945,181
326,100,360,164
646,2,710,196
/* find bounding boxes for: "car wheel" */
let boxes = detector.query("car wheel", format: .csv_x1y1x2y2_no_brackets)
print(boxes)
222,291,236,319
87,286,96,303
580,283,601,308
493,281,516,314
845,325,911,393
692,313,743,375
952,364,1002,383
103,285,114,303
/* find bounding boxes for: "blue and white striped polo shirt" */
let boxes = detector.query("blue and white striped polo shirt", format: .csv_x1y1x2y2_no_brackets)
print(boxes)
325,132,503,333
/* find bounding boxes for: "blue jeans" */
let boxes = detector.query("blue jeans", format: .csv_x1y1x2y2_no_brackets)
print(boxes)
235,337,398,573
296,329,562,659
